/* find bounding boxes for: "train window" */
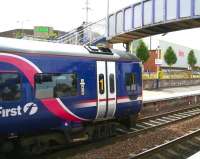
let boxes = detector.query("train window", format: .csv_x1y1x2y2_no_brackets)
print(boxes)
109,74,115,93
0,73,21,101
35,73,77,99
125,73,136,92
99,74,105,94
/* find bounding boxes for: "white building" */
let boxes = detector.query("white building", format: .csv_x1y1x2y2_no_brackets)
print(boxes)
159,40,200,69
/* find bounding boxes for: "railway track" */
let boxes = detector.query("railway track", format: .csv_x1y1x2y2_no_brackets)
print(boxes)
139,105,200,122
129,128,200,159
116,105,200,136
38,105,200,159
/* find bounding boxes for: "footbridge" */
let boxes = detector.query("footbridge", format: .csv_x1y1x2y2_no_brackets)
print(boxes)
56,0,200,46
107,0,200,44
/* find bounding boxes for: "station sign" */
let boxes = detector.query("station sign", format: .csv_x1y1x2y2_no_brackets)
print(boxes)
34,26,53,39
35,26,49,33
155,59,162,65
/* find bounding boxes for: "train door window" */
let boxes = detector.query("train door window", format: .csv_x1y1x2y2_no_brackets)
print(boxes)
0,73,21,101
125,73,136,92
109,74,115,93
35,73,77,99
99,74,105,94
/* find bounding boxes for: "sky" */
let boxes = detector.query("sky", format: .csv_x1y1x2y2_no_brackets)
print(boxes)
0,0,200,50
0,0,137,32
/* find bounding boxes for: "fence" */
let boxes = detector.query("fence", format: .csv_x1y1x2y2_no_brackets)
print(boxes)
143,71,200,80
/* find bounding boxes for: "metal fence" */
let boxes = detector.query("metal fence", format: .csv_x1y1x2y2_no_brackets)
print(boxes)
54,18,106,45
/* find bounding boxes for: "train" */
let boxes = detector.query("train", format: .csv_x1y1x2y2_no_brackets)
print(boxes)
0,37,142,154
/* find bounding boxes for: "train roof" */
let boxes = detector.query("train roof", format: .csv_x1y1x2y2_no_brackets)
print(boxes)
0,37,140,61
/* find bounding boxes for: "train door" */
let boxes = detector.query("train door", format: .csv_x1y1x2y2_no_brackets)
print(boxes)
96,61,116,120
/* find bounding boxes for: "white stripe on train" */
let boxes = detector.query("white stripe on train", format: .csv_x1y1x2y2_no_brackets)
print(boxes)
75,96,142,108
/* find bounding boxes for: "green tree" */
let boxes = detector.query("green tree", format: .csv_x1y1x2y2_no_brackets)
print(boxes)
187,50,197,70
15,31,23,39
136,40,149,64
164,46,177,79
187,50,197,78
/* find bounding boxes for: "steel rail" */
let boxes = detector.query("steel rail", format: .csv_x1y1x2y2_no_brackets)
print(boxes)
138,105,200,122
129,129,200,159
115,106,200,137
42,106,200,159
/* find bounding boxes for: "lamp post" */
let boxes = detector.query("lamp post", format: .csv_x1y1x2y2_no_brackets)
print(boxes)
156,46,161,77
106,0,110,37
16,20,29,38
156,46,161,88
150,36,152,50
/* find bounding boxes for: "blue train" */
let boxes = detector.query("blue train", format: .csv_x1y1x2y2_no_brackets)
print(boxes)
0,37,142,153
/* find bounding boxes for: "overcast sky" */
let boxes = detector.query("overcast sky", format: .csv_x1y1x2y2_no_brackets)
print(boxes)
1,0,200,50
0,0,137,32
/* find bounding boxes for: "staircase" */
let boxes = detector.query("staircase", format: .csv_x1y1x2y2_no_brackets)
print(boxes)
54,18,107,46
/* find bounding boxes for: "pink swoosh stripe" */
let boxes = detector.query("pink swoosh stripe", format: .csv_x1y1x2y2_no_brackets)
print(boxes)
41,98,86,122
0,54,41,87
0,53,87,122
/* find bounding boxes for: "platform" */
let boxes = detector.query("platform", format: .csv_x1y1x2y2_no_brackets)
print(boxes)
187,151,200,159
143,85,200,103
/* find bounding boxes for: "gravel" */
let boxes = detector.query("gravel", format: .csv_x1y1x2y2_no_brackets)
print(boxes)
46,115,200,159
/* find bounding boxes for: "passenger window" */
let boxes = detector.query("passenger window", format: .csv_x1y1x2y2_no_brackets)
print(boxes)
35,73,77,99
99,74,105,94
109,74,115,93
125,73,136,92
0,73,21,101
